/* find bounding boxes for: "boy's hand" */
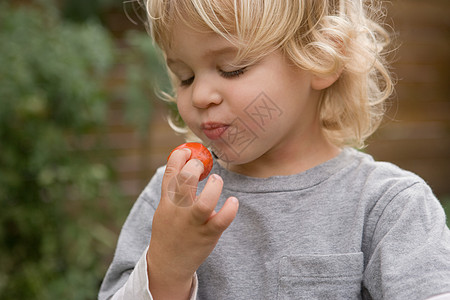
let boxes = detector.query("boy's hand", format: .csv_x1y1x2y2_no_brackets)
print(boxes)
147,148,239,299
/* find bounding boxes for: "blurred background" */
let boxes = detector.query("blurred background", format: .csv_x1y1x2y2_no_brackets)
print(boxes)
0,0,448,298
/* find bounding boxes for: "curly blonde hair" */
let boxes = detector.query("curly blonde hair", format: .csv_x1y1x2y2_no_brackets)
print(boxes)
144,0,394,148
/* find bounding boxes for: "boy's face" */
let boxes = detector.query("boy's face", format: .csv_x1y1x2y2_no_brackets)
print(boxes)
165,23,332,176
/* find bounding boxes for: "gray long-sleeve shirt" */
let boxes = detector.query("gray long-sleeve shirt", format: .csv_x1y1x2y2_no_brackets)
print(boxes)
99,148,450,299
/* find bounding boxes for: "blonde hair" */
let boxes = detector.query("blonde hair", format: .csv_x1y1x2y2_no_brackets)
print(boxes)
144,0,394,148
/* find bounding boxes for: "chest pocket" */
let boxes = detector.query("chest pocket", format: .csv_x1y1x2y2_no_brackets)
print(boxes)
277,252,364,300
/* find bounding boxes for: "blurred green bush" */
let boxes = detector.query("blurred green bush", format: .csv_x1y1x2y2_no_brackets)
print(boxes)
0,1,168,298
122,30,172,136
442,197,450,228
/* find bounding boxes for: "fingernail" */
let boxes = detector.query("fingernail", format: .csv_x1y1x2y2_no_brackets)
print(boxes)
193,159,204,169
210,174,221,182
181,148,191,155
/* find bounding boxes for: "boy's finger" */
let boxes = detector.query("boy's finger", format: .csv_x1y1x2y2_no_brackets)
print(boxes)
169,159,204,206
207,197,239,234
191,174,223,224
161,148,191,194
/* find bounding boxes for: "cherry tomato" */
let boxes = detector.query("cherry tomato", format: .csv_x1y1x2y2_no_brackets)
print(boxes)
168,142,213,181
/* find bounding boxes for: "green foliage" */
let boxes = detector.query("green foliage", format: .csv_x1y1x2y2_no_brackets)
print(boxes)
122,30,172,135
62,0,120,23
441,196,450,228
0,2,129,299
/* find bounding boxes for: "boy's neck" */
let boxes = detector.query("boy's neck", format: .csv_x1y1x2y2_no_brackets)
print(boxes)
219,138,341,178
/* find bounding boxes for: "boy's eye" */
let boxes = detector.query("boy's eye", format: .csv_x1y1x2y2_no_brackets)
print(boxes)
180,76,194,86
178,67,247,87
220,67,247,79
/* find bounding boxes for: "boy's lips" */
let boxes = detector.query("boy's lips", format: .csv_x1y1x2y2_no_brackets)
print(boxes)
201,122,229,140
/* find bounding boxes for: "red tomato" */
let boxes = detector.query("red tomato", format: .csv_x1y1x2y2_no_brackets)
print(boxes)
168,142,213,181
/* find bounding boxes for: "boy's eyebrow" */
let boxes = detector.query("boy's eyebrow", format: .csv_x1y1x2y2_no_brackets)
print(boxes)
166,46,238,66
203,46,238,57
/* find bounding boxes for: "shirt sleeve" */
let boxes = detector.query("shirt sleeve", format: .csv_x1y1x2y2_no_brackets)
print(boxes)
98,167,200,300
110,246,199,300
110,247,152,300
427,293,450,300
363,181,450,300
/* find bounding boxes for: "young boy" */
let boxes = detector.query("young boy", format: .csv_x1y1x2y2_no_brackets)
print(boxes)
99,0,450,299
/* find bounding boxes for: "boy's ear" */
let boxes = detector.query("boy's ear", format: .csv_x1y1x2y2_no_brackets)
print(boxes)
311,69,343,90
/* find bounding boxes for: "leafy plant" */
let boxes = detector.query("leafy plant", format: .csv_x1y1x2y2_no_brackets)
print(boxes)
62,0,120,23
122,30,172,135
441,196,450,228
0,2,128,299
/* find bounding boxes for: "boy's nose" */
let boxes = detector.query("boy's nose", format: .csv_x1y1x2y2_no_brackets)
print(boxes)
191,76,222,108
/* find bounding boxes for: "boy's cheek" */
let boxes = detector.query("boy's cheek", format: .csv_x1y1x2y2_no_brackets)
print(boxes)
241,92,284,133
